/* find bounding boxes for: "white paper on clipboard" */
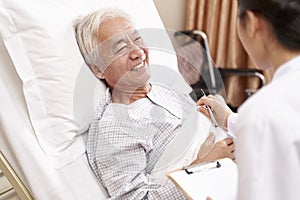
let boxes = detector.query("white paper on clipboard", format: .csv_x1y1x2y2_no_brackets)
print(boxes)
167,158,238,200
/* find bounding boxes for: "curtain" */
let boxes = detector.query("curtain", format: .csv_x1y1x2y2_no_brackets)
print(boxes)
185,0,273,108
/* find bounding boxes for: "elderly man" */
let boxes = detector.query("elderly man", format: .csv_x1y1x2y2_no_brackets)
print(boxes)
74,8,234,199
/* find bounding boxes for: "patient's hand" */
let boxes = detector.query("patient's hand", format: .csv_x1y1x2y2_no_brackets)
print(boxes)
191,133,235,165
197,95,233,130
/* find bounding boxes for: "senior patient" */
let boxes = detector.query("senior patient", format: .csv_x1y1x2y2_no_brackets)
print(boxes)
74,8,234,199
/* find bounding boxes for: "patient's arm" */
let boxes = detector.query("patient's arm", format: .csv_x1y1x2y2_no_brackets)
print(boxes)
190,133,235,165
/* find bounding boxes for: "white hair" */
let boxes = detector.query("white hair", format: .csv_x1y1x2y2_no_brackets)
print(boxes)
74,8,133,68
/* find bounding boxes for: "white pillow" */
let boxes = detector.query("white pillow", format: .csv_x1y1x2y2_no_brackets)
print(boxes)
0,0,190,169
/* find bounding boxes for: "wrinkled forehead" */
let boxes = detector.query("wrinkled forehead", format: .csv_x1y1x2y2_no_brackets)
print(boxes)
97,17,135,43
97,18,143,53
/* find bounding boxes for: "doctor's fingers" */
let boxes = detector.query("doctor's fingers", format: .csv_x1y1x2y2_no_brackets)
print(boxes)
196,95,212,107
197,106,210,118
197,95,226,118
197,95,215,119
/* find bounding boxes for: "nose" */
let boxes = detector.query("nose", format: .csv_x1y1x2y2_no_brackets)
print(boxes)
129,47,145,60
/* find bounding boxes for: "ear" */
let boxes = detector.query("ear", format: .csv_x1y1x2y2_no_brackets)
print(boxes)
245,10,261,38
89,64,105,79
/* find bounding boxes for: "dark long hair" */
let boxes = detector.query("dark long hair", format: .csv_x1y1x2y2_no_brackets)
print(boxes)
238,0,300,50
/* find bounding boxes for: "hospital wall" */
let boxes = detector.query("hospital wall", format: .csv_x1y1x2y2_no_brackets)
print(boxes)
153,0,186,30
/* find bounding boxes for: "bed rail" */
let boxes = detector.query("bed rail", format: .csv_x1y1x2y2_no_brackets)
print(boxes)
0,151,34,200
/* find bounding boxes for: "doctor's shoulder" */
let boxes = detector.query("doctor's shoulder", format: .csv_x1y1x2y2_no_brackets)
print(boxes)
237,83,282,122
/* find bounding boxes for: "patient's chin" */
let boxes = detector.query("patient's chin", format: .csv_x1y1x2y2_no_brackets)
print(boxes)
114,72,150,91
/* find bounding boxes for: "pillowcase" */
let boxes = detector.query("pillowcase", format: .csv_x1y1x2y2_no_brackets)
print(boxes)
0,0,190,169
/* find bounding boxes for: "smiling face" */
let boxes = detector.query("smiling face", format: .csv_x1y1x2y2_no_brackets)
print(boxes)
96,17,150,91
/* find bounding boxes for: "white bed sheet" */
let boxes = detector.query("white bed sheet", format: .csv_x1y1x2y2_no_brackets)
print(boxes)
0,37,108,199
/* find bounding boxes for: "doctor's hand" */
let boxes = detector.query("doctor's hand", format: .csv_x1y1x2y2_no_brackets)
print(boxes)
197,94,232,130
191,133,235,165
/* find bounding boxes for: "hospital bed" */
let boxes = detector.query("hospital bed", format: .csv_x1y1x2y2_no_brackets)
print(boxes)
0,0,193,199
0,0,242,199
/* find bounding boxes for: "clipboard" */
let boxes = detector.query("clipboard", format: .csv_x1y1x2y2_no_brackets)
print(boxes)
167,158,238,200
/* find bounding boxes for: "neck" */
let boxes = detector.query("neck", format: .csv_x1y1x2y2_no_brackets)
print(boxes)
264,36,300,73
111,84,152,104
268,46,300,74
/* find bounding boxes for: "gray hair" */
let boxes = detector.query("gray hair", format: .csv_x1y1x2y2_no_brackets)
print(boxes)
74,8,133,68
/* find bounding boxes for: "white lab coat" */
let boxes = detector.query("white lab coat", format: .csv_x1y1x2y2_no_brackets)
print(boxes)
232,55,300,200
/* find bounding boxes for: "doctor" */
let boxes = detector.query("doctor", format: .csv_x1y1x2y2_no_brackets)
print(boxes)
197,0,300,199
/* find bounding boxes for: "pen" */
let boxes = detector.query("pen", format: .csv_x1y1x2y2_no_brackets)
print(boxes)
200,89,218,128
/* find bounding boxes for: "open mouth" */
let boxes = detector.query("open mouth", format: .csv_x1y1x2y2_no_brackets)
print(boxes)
130,61,145,71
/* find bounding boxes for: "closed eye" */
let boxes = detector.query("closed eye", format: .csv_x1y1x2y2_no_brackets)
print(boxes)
134,36,143,44
135,36,141,41
115,45,128,54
